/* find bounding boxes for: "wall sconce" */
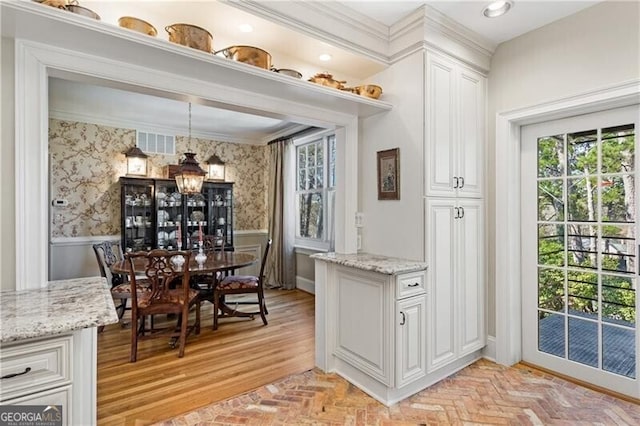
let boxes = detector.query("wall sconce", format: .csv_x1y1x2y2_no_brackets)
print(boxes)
206,154,226,181
175,152,206,194
124,146,148,176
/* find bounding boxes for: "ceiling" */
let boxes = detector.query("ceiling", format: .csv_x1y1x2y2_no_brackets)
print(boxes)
52,1,601,144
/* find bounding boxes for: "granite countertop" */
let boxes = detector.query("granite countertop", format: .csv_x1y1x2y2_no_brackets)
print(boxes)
310,252,428,275
0,277,119,343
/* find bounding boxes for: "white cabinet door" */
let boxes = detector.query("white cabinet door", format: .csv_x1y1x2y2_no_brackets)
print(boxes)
425,53,456,198
426,198,485,371
456,69,485,199
425,51,485,199
396,296,426,387
456,199,485,355
426,199,456,370
3,385,72,425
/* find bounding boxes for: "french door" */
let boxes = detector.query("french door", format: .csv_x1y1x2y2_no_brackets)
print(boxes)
521,105,640,398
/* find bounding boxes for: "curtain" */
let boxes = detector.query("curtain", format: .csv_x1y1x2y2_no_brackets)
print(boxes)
265,138,296,289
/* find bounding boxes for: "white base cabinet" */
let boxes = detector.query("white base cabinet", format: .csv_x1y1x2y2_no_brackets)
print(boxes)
0,328,98,426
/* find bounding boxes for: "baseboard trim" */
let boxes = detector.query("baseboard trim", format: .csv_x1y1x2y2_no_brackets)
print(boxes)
296,276,315,294
482,335,496,362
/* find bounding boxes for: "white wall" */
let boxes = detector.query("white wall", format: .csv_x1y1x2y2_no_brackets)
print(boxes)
487,0,640,335
1,37,16,291
359,51,425,260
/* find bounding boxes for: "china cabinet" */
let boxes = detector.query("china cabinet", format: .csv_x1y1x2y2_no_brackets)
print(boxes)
120,177,234,252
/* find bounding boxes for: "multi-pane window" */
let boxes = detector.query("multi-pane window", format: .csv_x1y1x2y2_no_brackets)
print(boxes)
295,132,335,248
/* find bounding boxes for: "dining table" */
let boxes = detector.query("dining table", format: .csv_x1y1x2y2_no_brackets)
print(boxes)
111,250,259,324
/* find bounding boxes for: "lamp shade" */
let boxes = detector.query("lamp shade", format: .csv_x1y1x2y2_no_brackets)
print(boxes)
125,146,148,176
206,154,226,181
175,152,206,194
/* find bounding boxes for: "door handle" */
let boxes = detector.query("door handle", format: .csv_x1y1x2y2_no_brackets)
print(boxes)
1,367,31,380
460,207,465,219
454,207,460,219
459,176,464,188
453,177,459,188
400,311,406,325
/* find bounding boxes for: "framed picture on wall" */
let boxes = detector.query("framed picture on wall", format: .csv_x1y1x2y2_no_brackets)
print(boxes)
377,148,400,200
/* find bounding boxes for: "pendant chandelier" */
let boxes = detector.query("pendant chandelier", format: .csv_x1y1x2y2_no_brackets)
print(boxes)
175,102,206,194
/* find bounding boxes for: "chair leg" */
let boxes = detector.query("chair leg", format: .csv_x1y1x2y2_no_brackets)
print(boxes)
257,289,268,326
130,314,138,363
178,307,189,358
213,291,219,330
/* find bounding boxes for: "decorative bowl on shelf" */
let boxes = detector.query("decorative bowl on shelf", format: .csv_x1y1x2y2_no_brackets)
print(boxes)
308,72,346,89
190,210,205,222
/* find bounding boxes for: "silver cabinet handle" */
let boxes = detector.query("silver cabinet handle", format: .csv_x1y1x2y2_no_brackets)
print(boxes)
460,207,465,219
400,311,406,325
459,176,464,188
454,207,459,219
453,177,459,188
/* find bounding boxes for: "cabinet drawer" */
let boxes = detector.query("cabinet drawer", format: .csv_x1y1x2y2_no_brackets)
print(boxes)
0,334,72,402
3,384,71,425
396,272,425,299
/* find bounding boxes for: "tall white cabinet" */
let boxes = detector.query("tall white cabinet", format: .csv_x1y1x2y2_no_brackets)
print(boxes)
424,49,486,373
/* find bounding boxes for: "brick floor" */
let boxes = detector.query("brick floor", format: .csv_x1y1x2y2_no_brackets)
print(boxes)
154,359,640,425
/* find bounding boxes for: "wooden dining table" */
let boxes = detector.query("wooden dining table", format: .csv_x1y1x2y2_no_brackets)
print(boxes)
111,250,259,323
111,250,257,277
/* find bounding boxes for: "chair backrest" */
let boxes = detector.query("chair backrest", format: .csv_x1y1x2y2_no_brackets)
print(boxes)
203,233,225,252
125,249,191,313
93,240,126,286
258,239,273,283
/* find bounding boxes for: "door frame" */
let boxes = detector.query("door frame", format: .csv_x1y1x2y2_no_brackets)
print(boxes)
495,79,640,365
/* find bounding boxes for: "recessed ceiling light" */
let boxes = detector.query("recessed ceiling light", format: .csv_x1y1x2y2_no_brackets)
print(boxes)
319,54,332,62
483,1,513,18
238,24,253,33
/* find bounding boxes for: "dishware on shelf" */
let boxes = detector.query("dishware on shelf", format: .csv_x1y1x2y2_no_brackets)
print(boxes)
190,210,204,222
158,210,170,222
157,231,169,242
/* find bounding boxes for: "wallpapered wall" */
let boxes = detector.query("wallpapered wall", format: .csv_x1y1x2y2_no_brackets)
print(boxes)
49,119,269,238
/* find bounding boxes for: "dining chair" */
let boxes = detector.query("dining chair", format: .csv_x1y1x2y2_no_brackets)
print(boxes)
92,240,151,327
213,239,272,330
126,249,201,362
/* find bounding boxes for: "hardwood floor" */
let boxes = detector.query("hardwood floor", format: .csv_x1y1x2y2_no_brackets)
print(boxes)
97,289,315,426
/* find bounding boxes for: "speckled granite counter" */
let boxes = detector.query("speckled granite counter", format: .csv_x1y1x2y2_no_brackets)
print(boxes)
0,276,119,343
310,252,428,275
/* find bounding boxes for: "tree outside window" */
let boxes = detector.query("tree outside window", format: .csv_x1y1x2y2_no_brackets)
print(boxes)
295,132,335,249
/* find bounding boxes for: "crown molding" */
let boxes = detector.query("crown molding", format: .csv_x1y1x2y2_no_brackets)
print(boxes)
49,109,265,145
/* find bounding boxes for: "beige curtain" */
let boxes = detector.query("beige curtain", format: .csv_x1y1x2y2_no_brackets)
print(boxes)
265,138,296,289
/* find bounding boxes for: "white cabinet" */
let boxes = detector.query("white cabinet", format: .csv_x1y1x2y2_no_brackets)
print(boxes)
332,266,426,389
426,198,485,372
425,51,485,199
0,334,73,424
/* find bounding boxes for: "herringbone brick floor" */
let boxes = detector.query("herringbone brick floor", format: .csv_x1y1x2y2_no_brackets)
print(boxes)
155,359,640,425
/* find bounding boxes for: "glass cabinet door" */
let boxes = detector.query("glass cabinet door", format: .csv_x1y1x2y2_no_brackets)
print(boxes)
121,178,154,252
185,190,209,249
155,180,183,249
205,183,234,250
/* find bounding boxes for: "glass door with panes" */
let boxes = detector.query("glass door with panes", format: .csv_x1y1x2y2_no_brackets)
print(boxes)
521,105,639,398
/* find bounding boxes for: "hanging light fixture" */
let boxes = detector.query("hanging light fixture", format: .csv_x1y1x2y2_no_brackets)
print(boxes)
175,103,206,194
205,154,226,181
124,146,148,176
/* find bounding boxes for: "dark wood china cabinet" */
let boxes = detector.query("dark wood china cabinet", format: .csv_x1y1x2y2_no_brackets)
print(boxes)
120,177,234,252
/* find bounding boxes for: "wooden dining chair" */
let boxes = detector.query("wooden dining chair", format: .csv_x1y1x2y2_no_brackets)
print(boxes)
92,240,151,327
213,239,272,330
126,249,201,362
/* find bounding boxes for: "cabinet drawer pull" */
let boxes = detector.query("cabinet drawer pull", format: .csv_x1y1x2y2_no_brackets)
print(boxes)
453,177,459,188
1,367,31,380
408,282,420,287
459,176,464,188
400,311,406,325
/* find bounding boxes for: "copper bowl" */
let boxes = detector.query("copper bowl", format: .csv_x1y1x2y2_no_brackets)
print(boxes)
272,68,302,79
354,84,383,99
215,46,272,70
308,73,345,89
118,16,157,36
165,23,213,53
65,4,100,20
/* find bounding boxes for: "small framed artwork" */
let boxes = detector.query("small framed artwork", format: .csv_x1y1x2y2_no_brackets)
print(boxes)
377,148,400,200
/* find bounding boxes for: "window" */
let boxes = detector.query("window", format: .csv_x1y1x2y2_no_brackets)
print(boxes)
295,131,336,250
